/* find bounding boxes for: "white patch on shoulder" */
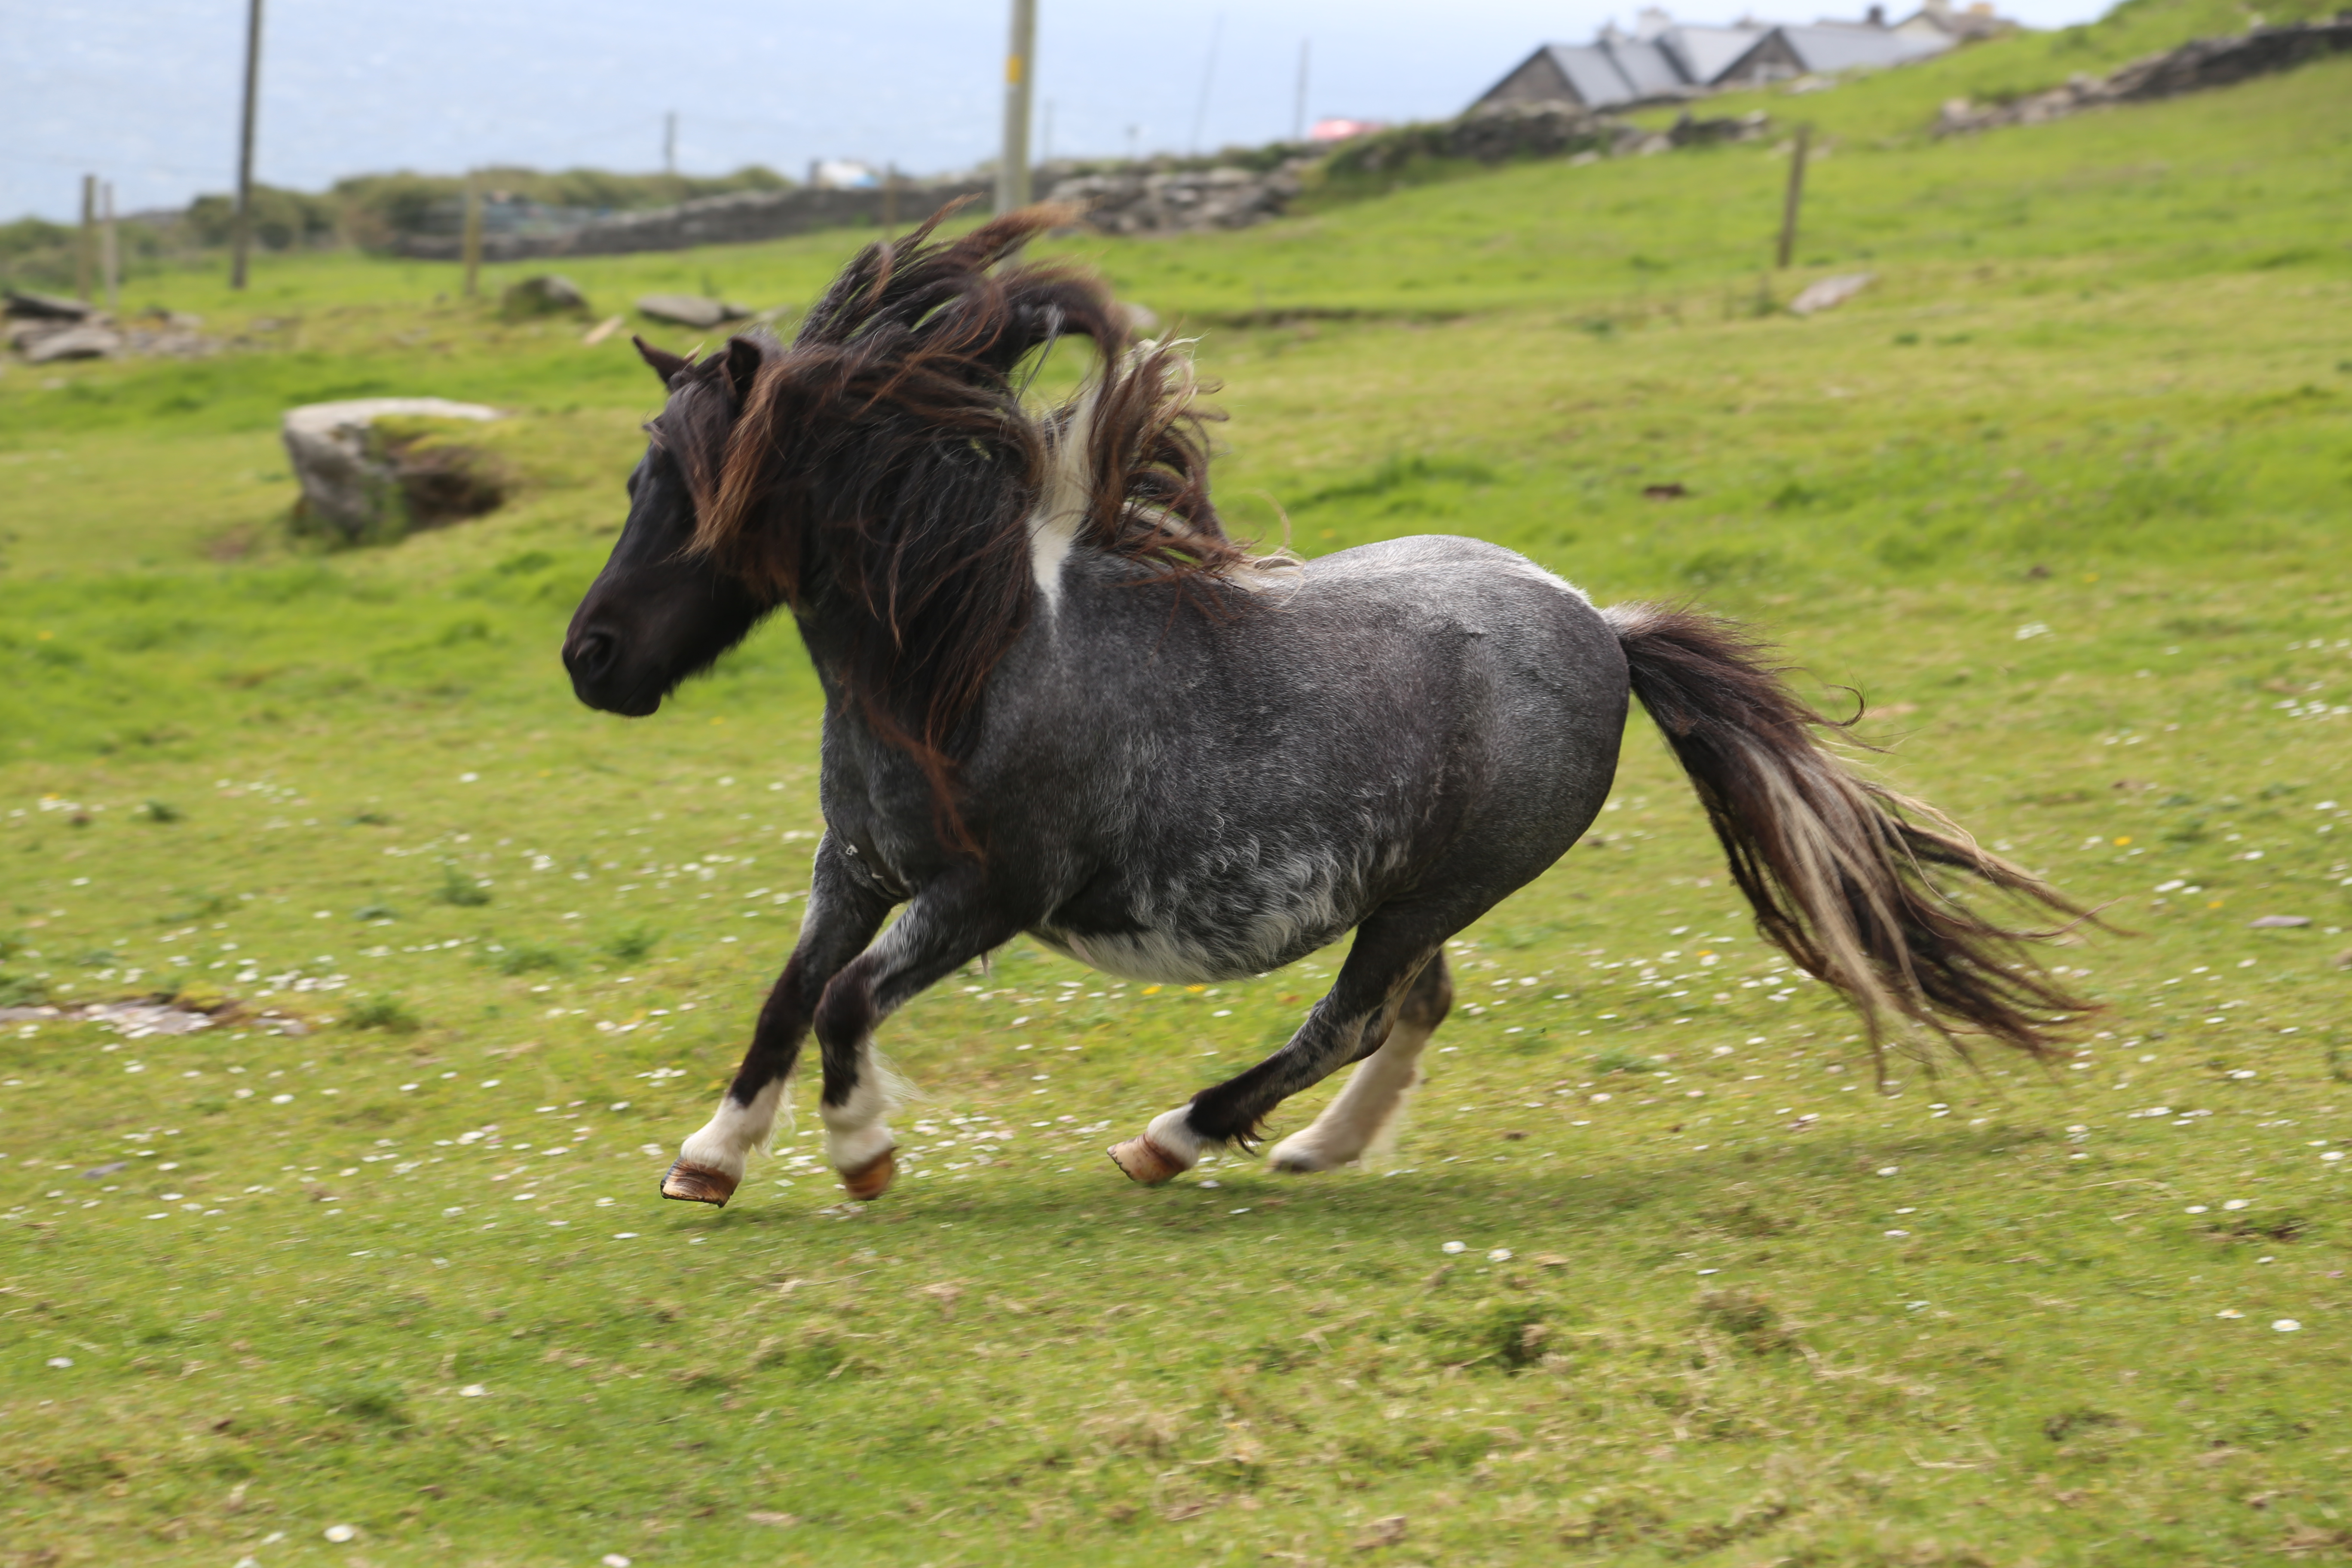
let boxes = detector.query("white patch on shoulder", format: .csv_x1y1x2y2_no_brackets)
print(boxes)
1029,370,1102,612
1028,507,1081,609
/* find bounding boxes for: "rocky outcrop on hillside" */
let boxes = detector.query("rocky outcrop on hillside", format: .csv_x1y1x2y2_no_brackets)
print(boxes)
1047,162,1312,235
1326,103,1767,178
1936,16,2352,133
1046,104,1770,237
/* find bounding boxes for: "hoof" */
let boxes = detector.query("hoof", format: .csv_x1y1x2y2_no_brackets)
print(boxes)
838,1147,896,1202
662,1160,738,1207
1266,1144,1332,1174
1107,1134,1186,1186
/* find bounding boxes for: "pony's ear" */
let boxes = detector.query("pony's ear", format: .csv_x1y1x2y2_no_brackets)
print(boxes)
633,335,692,387
721,336,765,406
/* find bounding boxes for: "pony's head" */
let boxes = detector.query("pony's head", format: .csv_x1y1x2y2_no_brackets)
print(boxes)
562,337,772,717
562,203,1253,843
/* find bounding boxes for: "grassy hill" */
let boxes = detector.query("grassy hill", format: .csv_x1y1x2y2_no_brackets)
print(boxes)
2,13,2349,1565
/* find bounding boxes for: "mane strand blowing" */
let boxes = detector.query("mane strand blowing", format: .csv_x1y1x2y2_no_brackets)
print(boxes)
647,204,1256,853
1604,602,2098,1073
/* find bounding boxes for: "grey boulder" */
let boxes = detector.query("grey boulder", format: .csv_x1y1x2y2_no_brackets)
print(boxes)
635,293,750,329
3,289,95,322
21,324,124,362
282,397,505,545
503,274,591,318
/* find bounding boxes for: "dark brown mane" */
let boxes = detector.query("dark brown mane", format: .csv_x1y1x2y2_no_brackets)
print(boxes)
647,205,1255,850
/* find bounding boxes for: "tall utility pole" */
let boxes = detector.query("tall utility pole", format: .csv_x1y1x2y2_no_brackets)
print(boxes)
996,0,1037,214
664,112,677,176
1189,14,1223,155
230,0,264,290
1293,38,1311,143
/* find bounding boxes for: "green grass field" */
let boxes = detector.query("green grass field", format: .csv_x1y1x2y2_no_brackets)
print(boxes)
4,6,2352,1561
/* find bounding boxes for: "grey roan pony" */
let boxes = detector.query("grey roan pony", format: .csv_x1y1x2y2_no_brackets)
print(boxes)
562,207,2092,1207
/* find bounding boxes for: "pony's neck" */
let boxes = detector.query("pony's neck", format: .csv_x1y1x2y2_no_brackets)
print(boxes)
781,434,1044,761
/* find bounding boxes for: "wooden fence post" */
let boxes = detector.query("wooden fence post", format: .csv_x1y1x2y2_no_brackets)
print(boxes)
77,175,95,301
231,0,264,290
1776,124,1811,270
101,182,120,315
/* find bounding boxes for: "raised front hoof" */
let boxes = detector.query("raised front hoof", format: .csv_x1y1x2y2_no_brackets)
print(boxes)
1108,1135,1186,1186
837,1148,896,1202
661,1160,738,1207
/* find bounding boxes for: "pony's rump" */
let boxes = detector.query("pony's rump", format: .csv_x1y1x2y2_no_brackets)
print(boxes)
1603,602,2095,1071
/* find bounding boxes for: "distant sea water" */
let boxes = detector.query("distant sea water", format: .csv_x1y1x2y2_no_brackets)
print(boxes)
9,0,2104,222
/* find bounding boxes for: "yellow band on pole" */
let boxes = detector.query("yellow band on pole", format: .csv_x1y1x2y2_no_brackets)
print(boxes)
1006,53,1024,85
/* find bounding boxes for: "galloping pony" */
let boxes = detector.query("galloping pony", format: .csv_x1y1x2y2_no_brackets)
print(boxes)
562,207,2092,1206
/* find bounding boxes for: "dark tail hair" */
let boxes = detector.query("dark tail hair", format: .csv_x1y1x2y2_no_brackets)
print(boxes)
1604,602,2095,1073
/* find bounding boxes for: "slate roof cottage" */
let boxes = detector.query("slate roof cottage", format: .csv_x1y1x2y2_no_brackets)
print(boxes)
1470,3,2004,112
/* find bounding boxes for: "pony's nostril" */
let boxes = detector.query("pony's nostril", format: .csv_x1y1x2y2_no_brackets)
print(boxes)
567,629,616,681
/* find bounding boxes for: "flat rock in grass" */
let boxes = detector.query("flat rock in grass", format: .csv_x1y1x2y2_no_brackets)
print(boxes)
634,292,748,329
3,288,94,321
21,323,124,362
2248,915,2311,928
0,1000,217,1036
1788,273,1875,317
282,398,506,545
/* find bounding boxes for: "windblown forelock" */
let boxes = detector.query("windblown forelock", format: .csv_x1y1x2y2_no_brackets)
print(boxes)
626,378,718,572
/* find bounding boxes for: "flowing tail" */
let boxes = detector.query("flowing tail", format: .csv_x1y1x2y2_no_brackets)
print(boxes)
1603,602,2095,1070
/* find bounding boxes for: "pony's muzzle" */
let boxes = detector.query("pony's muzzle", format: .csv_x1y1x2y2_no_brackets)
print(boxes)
563,627,617,686
563,626,662,716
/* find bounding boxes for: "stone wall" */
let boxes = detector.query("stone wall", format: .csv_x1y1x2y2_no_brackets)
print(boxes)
1046,163,1312,236
1936,17,2352,134
392,178,992,261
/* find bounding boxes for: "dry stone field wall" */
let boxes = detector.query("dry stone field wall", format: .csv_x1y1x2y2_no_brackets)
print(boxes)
1936,15,2352,132
392,178,993,262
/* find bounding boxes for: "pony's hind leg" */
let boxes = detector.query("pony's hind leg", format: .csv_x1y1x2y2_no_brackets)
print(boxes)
1266,952,1451,1174
1109,917,1442,1185
667,839,888,1206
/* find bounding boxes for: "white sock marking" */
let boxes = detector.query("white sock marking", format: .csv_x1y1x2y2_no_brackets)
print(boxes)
1142,1105,1210,1168
821,1041,906,1172
677,1077,787,1182
1268,1015,1436,1172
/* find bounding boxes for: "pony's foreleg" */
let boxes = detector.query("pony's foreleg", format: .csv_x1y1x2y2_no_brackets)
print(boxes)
1109,922,1442,1185
1267,952,1451,1173
665,839,890,1207
811,875,1018,1202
